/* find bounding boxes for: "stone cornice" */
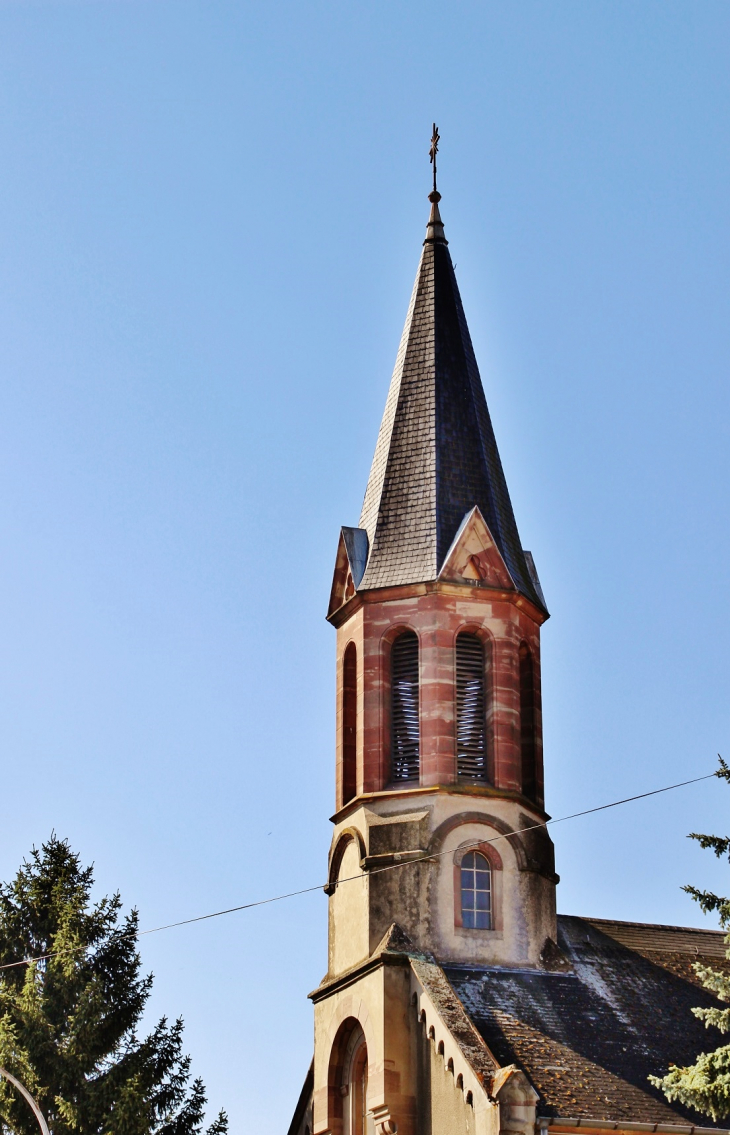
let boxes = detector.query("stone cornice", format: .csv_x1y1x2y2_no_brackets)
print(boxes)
327,577,549,628
330,784,549,827
308,948,411,1004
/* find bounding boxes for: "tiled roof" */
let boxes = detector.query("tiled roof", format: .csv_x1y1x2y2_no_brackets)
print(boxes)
409,953,499,1084
582,917,727,959
358,198,545,613
445,915,729,1127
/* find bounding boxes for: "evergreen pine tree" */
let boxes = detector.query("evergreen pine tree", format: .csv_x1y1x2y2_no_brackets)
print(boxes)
649,758,730,1119
0,836,227,1135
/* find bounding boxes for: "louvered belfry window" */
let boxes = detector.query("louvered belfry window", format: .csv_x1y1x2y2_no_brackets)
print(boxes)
456,633,488,780
390,631,420,782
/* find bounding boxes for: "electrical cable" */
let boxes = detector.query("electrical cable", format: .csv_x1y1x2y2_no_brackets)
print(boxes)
0,767,719,974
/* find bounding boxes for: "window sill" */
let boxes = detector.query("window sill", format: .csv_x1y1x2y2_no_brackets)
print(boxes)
454,926,503,940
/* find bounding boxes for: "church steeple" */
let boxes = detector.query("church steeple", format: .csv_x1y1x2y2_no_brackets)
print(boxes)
323,158,556,987
357,190,545,613
294,152,702,1135
299,146,561,1135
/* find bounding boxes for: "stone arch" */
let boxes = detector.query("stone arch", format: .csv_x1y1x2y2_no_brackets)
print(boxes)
324,997,377,1135
325,994,376,1067
327,1017,367,1135
452,836,503,873
325,828,366,895
428,812,528,871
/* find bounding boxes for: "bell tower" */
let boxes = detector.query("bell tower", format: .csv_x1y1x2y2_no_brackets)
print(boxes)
291,139,710,1135
323,186,558,980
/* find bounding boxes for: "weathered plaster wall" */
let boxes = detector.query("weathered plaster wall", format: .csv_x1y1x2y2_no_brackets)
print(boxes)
312,963,417,1135
327,795,557,972
326,570,557,974
329,837,370,975
410,964,496,1135
416,1026,480,1135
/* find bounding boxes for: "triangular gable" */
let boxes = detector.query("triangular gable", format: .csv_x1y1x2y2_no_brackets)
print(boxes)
373,921,421,958
438,507,515,590
327,527,369,618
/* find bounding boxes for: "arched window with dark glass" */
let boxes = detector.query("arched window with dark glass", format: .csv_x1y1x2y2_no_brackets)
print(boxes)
330,1020,368,1135
519,642,537,801
344,1027,368,1135
456,633,487,781
390,631,419,782
460,851,492,929
342,642,357,806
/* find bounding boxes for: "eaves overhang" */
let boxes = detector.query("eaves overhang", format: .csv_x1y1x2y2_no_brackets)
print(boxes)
327,577,549,628
538,1119,730,1135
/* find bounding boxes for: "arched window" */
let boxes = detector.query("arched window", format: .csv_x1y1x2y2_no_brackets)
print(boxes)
456,633,487,781
342,643,357,806
328,1019,368,1135
344,1029,368,1135
460,851,492,929
519,643,537,801
390,631,419,782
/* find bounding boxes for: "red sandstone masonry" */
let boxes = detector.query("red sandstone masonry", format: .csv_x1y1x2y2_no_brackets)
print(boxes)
333,582,545,812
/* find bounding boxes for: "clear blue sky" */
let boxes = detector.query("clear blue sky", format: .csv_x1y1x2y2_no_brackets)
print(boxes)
0,2,728,1130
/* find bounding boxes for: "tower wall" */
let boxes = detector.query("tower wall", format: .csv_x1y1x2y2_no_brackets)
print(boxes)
333,583,545,808
326,792,557,974
303,188,559,1135
327,581,557,975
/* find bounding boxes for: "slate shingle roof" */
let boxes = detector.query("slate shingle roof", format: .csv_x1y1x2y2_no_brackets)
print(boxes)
358,197,545,613
445,914,730,1127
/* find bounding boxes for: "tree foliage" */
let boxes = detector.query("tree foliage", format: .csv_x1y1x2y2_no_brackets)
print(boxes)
0,836,227,1135
649,757,730,1120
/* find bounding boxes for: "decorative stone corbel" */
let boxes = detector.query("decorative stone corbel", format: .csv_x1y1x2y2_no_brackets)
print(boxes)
370,1104,397,1134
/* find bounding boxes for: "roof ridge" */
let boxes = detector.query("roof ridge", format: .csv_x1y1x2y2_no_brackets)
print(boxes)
572,915,725,937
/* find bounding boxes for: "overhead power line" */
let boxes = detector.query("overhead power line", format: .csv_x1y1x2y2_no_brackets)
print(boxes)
0,768,720,974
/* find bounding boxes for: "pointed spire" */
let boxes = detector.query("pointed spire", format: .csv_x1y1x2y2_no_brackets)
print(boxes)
358,179,546,613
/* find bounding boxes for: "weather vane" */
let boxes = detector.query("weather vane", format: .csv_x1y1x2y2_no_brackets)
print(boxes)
429,123,440,197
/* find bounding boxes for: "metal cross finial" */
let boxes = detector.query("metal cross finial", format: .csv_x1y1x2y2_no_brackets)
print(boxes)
429,123,440,195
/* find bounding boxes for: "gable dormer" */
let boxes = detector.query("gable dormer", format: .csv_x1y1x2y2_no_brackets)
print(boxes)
327,526,369,619
438,506,515,590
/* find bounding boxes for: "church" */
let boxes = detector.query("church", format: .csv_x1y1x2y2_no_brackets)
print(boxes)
286,174,727,1135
